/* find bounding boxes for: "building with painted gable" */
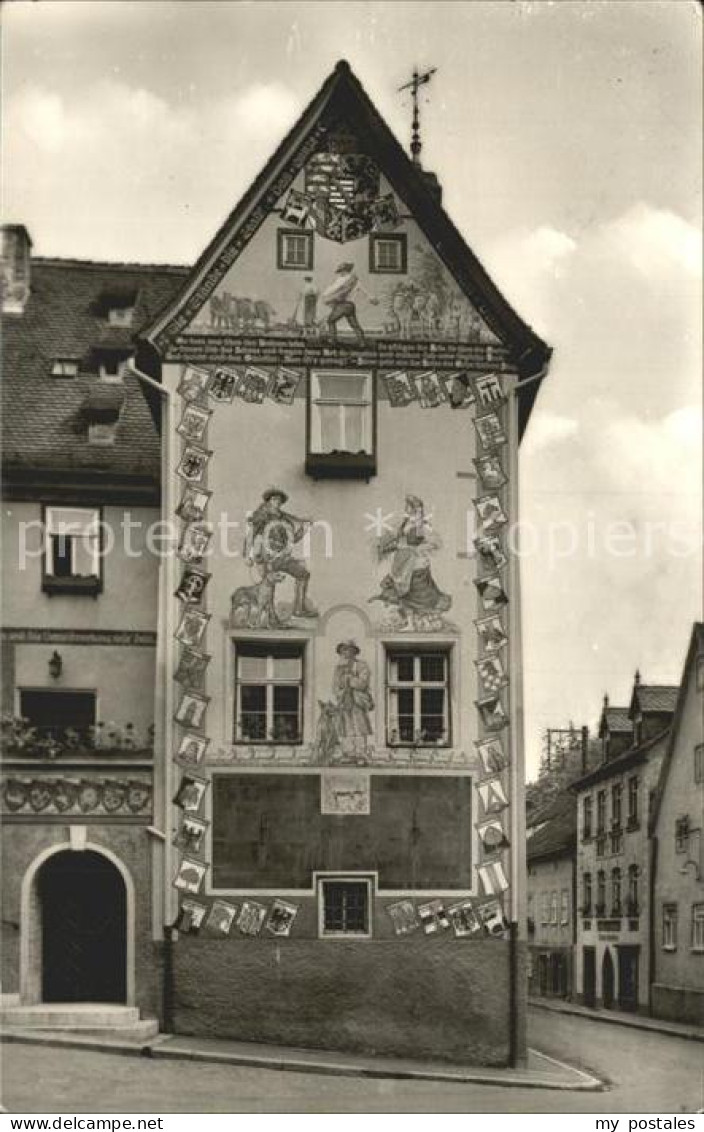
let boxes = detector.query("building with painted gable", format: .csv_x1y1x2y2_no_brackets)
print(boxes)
135,60,551,1064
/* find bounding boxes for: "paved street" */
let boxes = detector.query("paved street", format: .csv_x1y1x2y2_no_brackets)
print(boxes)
2,1009,703,1113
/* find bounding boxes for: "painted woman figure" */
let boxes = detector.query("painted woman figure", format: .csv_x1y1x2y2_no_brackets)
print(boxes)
371,495,452,627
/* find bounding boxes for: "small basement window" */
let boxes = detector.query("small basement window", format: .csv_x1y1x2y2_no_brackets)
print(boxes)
369,233,407,274
51,359,79,378
277,229,314,271
318,876,372,938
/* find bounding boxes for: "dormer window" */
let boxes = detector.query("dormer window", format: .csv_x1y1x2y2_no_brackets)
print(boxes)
51,359,79,378
99,355,126,383
107,305,134,327
306,370,376,479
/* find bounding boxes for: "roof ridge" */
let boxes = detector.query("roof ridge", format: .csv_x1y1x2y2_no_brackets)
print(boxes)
32,257,191,273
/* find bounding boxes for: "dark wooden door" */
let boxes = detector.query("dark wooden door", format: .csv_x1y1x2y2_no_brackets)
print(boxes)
617,946,639,1011
40,850,126,1003
602,948,615,1009
582,946,596,1007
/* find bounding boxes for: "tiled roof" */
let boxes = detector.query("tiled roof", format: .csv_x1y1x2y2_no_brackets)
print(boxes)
603,706,632,734
1,258,187,482
634,685,679,714
527,793,576,862
571,724,670,791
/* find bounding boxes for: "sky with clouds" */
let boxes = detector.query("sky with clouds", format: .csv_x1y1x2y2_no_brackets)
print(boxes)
3,1,701,776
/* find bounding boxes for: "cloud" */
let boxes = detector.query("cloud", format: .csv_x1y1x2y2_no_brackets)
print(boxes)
3,79,300,261
522,411,579,456
596,202,701,280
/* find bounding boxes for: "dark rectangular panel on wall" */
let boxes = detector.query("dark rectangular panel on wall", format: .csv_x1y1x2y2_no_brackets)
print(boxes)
212,774,472,890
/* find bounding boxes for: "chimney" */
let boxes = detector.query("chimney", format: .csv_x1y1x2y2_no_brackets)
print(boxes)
1,225,32,314
421,169,443,205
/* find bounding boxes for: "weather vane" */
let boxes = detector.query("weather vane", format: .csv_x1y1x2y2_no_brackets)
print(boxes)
398,66,437,167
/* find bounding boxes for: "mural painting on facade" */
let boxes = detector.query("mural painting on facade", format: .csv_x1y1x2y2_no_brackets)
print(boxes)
386,900,420,936
175,732,209,768
315,640,374,765
174,691,209,729
174,899,208,934
174,855,208,895
237,899,267,936
177,137,498,348
320,769,371,814
2,775,152,816
230,487,318,628
448,900,482,937
266,899,299,937
418,899,451,934
173,773,207,813
175,647,211,690
174,814,208,855
206,900,238,936
370,495,453,631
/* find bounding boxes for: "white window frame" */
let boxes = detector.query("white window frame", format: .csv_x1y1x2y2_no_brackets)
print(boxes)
369,233,406,274
550,890,559,925
541,892,550,925
663,904,678,951
317,874,373,940
692,904,704,952
309,370,373,456
233,644,304,745
45,506,100,578
385,648,451,747
279,230,313,270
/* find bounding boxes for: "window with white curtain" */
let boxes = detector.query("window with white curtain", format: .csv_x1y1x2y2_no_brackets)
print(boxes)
309,371,372,455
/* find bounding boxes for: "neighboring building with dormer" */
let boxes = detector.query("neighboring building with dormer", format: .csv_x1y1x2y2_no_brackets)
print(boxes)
573,674,677,1013
1,239,186,1026
132,59,551,1065
650,623,704,1025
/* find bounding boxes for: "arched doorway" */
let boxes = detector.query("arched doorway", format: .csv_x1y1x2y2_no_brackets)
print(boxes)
38,850,127,1003
602,948,615,1010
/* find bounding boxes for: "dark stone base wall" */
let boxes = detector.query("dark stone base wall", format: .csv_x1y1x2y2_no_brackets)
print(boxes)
170,935,526,1066
651,983,704,1026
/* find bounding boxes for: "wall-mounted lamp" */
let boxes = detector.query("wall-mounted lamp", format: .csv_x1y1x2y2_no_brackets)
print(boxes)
48,650,63,680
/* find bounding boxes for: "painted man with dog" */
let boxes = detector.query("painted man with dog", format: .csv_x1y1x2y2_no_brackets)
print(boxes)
231,487,318,628
316,640,373,763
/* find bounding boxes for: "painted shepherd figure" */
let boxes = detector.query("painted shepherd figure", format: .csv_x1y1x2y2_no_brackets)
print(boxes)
315,640,374,763
370,495,452,629
231,487,318,627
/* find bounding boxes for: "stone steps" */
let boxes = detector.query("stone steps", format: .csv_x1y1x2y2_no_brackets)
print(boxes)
0,1003,158,1040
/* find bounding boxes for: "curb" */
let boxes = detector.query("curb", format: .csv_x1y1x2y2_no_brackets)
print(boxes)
0,1030,603,1092
529,998,704,1043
